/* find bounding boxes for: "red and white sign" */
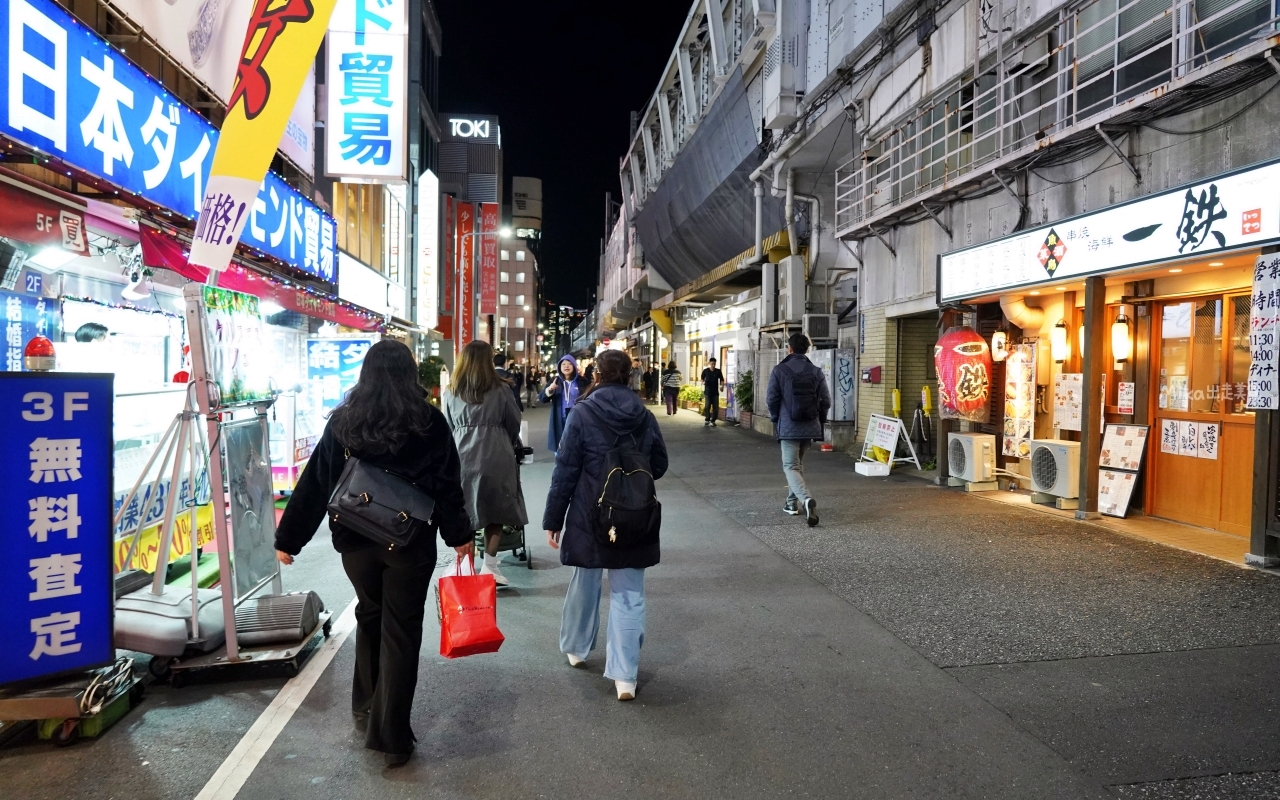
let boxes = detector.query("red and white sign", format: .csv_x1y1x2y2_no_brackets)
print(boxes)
443,195,455,314
1243,209,1262,235
0,177,87,254
479,203,499,316
456,202,475,352
869,414,903,450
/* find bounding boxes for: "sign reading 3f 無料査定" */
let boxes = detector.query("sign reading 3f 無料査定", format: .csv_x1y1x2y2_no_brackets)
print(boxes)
324,0,408,181
0,373,113,687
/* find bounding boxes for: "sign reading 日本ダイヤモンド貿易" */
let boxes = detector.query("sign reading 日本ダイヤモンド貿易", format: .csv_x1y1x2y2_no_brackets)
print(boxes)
938,159,1280,303
324,0,408,181
0,0,336,282
0,373,114,686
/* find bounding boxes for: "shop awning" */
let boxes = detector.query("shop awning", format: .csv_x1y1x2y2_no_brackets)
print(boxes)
139,225,382,332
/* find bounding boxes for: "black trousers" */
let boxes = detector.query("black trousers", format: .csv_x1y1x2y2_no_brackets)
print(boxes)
341,543,436,755
704,393,720,421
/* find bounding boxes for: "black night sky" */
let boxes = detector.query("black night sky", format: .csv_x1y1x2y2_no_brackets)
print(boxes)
435,0,693,309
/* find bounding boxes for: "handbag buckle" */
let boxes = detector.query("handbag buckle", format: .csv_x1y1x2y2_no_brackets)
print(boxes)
359,492,371,504
397,511,409,522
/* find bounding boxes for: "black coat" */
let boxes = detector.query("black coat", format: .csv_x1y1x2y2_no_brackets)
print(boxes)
274,406,473,557
542,384,669,569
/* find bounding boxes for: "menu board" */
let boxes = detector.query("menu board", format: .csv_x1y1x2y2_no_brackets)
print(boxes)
1054,373,1083,431
1177,420,1199,457
1002,343,1036,458
1099,425,1148,470
1098,424,1149,518
1160,418,1179,453
1247,254,1279,409
1099,470,1140,517
1117,381,1135,415
1197,423,1219,460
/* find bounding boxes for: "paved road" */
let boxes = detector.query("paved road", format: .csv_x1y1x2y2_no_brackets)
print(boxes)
4,404,1280,798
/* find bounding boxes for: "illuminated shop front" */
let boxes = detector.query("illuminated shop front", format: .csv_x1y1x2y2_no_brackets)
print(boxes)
938,157,1280,551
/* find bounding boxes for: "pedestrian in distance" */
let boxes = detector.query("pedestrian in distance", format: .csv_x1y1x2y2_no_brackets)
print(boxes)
540,354,591,453
274,340,472,767
544,349,669,701
643,363,660,404
444,340,529,587
493,351,523,411
701,357,725,427
766,333,831,527
661,361,682,415
629,357,644,396
525,366,539,407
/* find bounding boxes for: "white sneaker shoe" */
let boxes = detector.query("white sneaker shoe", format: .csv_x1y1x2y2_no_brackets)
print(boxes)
480,554,509,586
567,653,586,668
615,680,637,701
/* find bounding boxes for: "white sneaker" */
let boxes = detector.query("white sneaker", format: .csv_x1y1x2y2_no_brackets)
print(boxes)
567,653,586,668
480,554,509,586
615,680,637,701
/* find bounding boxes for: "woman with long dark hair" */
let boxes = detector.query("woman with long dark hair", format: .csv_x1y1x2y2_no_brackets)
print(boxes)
544,349,668,701
274,340,471,767
443,340,528,586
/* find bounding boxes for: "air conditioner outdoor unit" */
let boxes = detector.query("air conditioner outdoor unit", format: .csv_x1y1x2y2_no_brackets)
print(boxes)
948,432,996,483
803,314,837,341
1029,439,1081,498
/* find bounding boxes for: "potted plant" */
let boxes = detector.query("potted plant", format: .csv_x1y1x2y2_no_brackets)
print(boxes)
735,370,753,427
418,355,446,404
678,384,704,411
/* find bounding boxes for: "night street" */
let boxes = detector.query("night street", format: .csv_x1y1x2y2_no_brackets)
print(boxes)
5,406,1279,799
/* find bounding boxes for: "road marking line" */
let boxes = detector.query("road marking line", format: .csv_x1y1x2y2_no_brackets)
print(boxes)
194,598,358,800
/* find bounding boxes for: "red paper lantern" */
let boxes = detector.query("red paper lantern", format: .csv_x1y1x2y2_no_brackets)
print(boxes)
934,326,992,422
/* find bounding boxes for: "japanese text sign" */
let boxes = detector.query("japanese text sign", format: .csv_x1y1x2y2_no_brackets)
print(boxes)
939,160,1280,302
0,373,113,686
306,337,373,423
1247,254,1279,409
190,0,339,272
456,202,475,351
479,203,499,316
2,288,61,372
416,170,440,329
0,0,335,281
325,0,408,180
869,413,903,450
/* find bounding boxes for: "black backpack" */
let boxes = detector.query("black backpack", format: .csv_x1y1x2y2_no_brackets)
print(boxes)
784,361,821,422
584,410,661,548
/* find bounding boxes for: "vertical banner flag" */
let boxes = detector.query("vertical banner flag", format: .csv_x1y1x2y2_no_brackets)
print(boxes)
1,373,114,686
1247,253,1280,409
190,0,340,272
456,202,475,351
325,0,408,180
479,203,499,317
443,195,455,315
416,170,440,330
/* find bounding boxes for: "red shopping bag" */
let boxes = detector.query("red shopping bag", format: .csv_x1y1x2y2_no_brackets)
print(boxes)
436,555,504,658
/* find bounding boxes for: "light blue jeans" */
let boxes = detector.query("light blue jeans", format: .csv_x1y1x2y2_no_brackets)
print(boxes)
560,567,646,682
781,439,812,506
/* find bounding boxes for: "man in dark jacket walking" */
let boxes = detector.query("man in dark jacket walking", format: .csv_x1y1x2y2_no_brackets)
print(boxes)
494,352,523,410
766,333,831,527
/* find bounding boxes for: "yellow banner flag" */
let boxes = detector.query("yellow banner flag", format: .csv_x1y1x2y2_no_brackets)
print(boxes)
114,504,217,574
189,0,339,271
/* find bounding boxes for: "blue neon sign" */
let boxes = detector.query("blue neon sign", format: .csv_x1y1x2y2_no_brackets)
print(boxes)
0,0,336,283
0,372,114,686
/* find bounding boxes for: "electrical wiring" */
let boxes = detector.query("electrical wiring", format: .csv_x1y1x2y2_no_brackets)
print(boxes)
80,657,135,716
1140,76,1280,135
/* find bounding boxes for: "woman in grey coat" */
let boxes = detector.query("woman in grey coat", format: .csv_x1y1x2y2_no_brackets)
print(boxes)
443,340,529,585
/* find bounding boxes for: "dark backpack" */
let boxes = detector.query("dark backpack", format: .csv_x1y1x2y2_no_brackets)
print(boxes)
583,410,661,549
784,361,821,422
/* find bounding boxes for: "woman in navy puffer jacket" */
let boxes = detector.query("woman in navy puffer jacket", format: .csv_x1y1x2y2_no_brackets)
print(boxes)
543,349,668,701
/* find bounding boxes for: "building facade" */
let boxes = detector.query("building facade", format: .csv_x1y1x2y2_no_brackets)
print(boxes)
604,0,1280,562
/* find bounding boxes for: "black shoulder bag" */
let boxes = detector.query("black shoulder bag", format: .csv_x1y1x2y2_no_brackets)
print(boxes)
326,449,436,551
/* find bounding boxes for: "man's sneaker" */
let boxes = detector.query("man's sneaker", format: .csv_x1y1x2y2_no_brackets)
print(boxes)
481,554,509,586
567,653,586,668
804,498,819,527
615,680,637,701
783,500,800,515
